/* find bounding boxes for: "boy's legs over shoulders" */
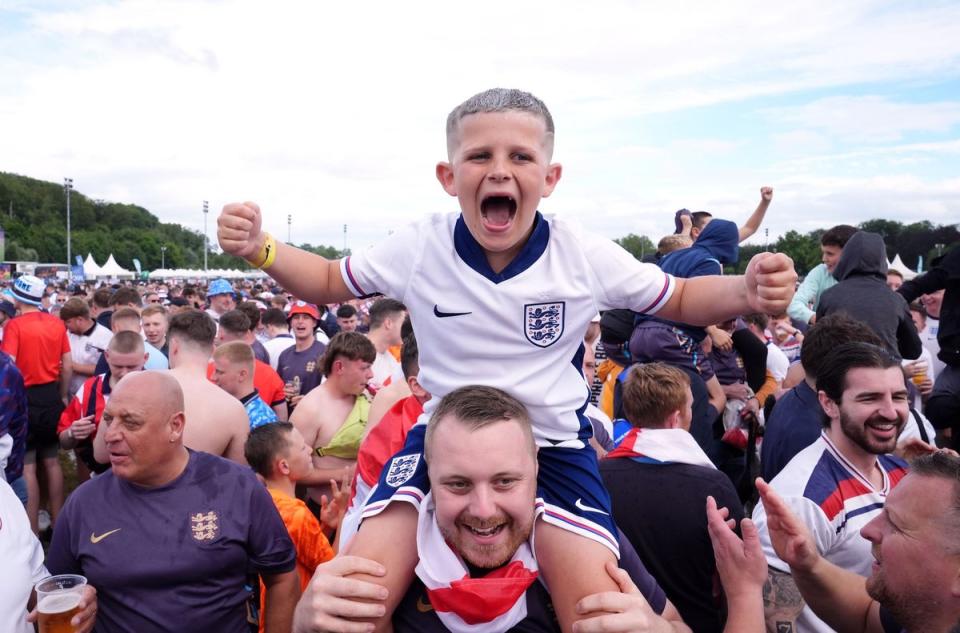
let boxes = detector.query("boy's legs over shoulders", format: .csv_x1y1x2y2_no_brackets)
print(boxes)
535,445,621,631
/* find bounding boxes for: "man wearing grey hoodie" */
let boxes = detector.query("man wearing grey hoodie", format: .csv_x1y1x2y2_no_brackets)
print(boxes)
816,231,922,361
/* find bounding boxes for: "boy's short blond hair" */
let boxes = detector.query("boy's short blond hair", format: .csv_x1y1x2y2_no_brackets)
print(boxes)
212,340,254,371
446,88,555,159
657,234,693,256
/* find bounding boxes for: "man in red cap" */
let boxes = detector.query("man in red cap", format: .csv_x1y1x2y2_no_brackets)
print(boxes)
277,301,327,410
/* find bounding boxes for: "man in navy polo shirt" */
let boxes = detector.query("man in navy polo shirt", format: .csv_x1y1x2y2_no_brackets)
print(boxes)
46,371,299,632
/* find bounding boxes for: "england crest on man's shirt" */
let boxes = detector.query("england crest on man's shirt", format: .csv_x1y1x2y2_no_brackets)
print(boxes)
524,302,565,348
385,454,421,488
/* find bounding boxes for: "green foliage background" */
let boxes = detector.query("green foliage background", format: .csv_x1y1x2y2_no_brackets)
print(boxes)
0,172,346,270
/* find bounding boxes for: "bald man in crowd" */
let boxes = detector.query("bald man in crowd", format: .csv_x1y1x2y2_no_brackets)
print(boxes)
48,371,299,632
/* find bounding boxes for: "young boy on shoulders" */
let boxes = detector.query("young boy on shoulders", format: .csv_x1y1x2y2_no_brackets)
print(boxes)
220,88,796,631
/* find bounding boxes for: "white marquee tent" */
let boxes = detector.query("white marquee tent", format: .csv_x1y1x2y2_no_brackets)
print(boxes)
148,268,269,280
888,254,918,280
98,254,135,279
82,253,103,277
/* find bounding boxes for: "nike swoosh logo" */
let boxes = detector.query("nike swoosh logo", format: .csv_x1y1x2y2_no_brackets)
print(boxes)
433,305,472,318
416,595,434,613
90,528,122,543
574,498,609,516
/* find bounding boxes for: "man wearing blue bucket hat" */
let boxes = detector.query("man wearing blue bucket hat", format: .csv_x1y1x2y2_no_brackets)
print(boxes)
206,278,236,324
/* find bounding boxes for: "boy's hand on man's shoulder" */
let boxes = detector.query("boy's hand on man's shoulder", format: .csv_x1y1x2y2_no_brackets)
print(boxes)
744,252,796,314
218,201,264,259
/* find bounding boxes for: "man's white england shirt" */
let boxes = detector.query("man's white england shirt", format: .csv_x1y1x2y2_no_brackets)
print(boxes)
752,433,908,633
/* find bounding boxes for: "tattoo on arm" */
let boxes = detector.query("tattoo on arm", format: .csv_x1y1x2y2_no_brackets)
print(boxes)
763,568,806,633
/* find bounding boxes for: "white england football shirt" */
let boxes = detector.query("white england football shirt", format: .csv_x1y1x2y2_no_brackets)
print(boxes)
753,433,908,633
340,212,674,446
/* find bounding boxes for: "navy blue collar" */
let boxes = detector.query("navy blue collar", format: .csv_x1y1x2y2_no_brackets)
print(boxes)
453,212,550,284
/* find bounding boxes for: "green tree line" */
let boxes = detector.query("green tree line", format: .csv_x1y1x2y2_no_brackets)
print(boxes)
0,172,346,270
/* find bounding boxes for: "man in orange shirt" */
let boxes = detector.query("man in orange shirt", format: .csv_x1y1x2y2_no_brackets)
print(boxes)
245,422,346,633
1,275,73,534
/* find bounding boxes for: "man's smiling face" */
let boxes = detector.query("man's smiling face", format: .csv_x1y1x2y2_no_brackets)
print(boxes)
428,415,538,569
436,110,561,274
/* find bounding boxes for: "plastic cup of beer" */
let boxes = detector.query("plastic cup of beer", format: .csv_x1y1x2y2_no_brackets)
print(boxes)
35,574,86,633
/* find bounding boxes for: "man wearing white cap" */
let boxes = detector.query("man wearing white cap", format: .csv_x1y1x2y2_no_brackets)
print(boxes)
0,275,73,534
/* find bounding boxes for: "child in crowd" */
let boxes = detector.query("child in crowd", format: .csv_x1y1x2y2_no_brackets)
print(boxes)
218,87,796,630
244,423,347,633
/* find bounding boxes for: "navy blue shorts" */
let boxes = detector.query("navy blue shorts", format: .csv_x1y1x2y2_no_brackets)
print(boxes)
361,424,620,556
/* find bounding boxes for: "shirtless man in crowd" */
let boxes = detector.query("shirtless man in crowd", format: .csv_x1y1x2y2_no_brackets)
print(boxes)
96,310,248,464
290,332,375,509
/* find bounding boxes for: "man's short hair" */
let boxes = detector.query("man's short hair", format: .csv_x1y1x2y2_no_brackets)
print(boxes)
322,331,376,377
219,310,252,336
742,313,769,331
368,298,406,330
236,301,261,330
59,297,90,321
168,310,217,347
336,304,357,319
424,385,534,463
800,313,883,380
109,287,142,307
909,451,960,548
261,308,288,328
109,330,144,354
213,340,254,369
400,333,419,380
621,362,691,429
657,234,692,255
887,269,904,280
820,224,858,248
816,342,901,407
691,211,713,230
140,304,167,319
110,307,141,330
244,422,296,478
92,287,113,309
446,88,555,158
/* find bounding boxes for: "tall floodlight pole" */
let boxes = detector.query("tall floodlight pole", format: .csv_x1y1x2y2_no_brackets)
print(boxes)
203,200,209,271
288,214,292,243
161,245,167,269
64,178,74,266
343,224,347,253
765,228,769,251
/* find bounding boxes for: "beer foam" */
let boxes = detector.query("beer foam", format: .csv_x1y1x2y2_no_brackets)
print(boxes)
38,593,80,614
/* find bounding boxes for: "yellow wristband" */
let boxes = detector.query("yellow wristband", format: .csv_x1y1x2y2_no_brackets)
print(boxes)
246,233,278,270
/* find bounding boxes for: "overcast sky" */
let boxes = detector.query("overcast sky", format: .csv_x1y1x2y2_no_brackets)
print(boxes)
2,0,959,253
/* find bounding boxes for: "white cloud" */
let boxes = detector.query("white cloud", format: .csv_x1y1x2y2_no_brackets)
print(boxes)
763,96,960,143
0,0,958,249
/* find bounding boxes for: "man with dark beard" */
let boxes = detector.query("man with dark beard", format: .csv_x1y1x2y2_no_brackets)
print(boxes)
755,451,960,633
753,342,912,633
